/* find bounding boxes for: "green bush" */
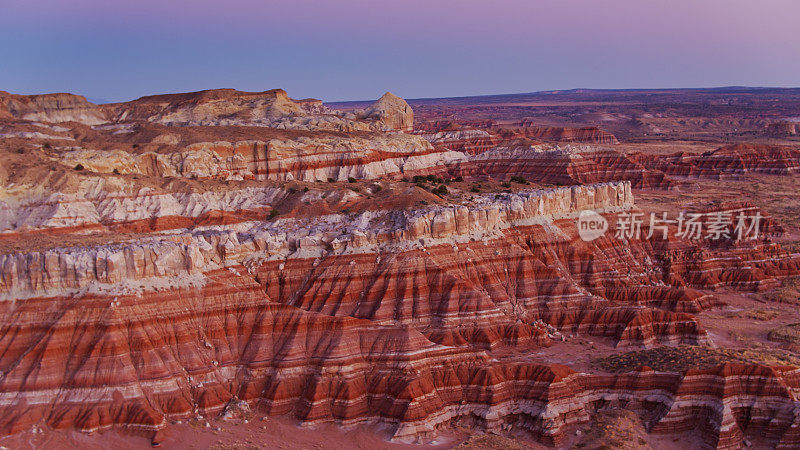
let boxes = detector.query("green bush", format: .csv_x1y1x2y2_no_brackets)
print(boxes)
74,164,84,171
348,177,357,183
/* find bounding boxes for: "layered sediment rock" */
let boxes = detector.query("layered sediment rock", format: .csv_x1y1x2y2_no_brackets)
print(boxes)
515,121,619,144
0,183,633,293
105,89,359,131
3,87,800,449
1,274,798,449
52,133,463,182
0,91,107,125
645,144,800,178
421,128,502,155
453,144,672,188
356,92,414,132
1,178,799,447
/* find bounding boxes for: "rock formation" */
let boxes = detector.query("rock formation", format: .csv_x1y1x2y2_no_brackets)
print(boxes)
356,92,414,132
0,91,107,125
768,121,800,137
515,121,619,144
1,87,800,448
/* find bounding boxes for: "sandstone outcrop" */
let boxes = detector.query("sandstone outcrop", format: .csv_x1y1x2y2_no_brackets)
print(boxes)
643,144,800,179
105,88,373,132
356,92,414,132
0,91,107,125
51,133,463,182
453,144,672,188
515,121,619,144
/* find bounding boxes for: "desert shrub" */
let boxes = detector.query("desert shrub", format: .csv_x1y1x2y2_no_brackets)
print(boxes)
268,209,280,219
768,324,800,344
348,177,357,183
470,186,480,193
454,176,464,182
327,178,335,183
113,168,121,175
74,164,84,171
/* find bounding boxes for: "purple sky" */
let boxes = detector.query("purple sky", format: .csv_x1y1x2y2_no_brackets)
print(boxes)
2,0,799,102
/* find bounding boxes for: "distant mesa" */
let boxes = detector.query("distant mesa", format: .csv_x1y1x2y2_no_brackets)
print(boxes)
0,87,419,135
0,90,107,125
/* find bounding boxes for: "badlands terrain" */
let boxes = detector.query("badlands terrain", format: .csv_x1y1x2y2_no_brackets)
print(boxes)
0,87,800,449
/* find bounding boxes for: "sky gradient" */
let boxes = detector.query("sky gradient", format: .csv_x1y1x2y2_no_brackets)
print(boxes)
2,0,799,103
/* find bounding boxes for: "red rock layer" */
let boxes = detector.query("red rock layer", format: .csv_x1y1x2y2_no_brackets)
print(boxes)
423,130,505,155
453,148,672,188
1,271,798,449
0,91,106,123
643,144,800,179
256,220,798,349
694,144,800,175
414,120,498,133
515,121,620,144
1,215,799,447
